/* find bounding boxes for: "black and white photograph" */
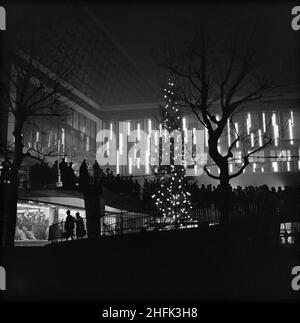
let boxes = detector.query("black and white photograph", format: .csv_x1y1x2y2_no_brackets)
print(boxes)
0,0,300,315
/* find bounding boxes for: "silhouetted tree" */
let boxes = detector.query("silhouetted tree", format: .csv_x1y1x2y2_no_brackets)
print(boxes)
160,28,278,225
0,11,74,247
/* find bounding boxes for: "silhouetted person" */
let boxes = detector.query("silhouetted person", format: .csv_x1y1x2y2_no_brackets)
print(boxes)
75,212,85,239
64,210,75,240
59,157,68,188
51,160,59,184
79,159,89,189
93,160,101,182
66,162,76,188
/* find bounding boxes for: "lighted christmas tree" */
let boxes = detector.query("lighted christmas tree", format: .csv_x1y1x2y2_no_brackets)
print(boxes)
152,80,193,227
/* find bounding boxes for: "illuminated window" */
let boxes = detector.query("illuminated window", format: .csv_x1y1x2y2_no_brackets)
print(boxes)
272,161,278,172
86,136,90,152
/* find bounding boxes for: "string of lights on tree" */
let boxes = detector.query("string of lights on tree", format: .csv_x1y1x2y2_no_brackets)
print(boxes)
151,80,193,226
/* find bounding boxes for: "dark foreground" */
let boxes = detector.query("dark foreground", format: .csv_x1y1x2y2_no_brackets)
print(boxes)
1,226,300,303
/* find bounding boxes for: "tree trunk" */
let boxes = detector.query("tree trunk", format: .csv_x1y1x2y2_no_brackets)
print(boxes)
219,165,231,226
2,178,18,247
1,124,24,247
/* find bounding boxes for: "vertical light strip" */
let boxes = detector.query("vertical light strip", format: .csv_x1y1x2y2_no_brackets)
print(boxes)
227,120,231,146
116,150,120,174
182,117,186,131
106,140,110,156
234,122,239,148
258,129,262,147
246,113,251,135
205,127,208,147
148,119,152,133
145,135,150,174
272,113,278,146
119,133,123,155
287,162,290,172
137,123,141,141
272,161,278,172
229,164,233,173
253,163,256,173
127,121,131,135
110,123,113,140
288,119,294,145
262,113,266,133
61,128,65,153
251,133,254,147
193,128,196,145
128,157,132,174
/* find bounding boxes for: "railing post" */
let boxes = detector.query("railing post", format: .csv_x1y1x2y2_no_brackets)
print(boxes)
120,213,123,234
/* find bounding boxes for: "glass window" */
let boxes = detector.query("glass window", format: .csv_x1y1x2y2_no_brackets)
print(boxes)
66,111,73,127
79,114,86,134
90,121,96,139
86,136,90,152
73,111,79,130
86,118,91,137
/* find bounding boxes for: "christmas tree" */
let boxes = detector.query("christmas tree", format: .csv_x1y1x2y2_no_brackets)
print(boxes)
151,80,193,227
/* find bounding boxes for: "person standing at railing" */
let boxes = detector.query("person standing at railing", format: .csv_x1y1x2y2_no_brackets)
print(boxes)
79,159,89,189
59,157,68,188
75,212,85,239
64,210,75,240
93,160,101,183
51,160,59,184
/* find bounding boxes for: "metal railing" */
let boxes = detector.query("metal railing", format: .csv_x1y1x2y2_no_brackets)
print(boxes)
48,203,300,244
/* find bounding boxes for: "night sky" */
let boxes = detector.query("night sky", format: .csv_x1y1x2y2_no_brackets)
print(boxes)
92,2,299,92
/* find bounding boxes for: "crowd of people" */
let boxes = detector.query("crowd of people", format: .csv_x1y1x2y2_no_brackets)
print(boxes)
1,156,300,218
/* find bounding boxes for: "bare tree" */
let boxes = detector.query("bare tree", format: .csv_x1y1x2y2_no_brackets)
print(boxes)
160,28,280,225
0,17,74,247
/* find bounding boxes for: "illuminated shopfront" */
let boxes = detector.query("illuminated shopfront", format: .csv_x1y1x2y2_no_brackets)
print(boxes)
15,201,86,242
